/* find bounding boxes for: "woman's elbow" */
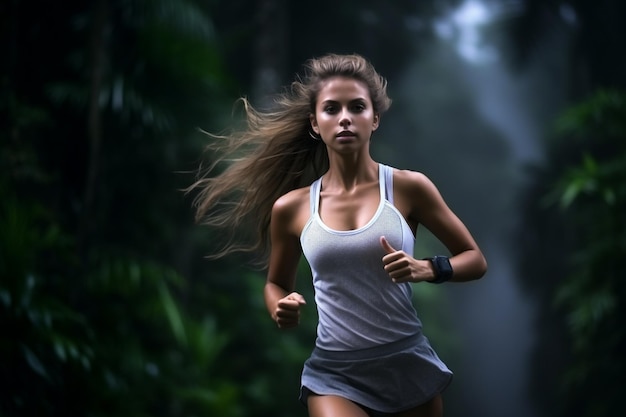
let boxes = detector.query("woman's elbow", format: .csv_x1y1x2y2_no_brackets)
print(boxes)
476,252,488,279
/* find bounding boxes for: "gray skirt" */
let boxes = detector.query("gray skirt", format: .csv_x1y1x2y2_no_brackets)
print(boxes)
300,333,453,414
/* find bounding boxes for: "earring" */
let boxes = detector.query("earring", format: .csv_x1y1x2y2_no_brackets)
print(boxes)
309,130,322,140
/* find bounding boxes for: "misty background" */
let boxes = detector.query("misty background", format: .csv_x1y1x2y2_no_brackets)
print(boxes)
2,0,625,416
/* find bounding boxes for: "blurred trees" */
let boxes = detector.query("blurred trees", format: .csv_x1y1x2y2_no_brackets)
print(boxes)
510,1,626,416
518,89,626,417
2,0,625,416
1,0,305,416
551,91,626,416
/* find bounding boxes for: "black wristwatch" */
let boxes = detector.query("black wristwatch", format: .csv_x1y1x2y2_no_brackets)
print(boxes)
423,256,453,284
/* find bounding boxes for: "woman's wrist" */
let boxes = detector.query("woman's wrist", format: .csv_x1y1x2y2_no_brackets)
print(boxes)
422,256,453,284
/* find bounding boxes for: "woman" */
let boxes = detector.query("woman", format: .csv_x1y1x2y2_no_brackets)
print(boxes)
191,53,487,417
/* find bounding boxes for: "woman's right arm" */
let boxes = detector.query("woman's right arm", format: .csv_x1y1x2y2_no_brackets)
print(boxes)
264,191,308,329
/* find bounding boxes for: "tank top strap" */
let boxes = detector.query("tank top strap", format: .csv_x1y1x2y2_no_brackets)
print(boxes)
309,177,322,215
380,163,394,204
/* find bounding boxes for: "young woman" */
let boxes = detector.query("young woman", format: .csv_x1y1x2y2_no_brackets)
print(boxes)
191,53,487,417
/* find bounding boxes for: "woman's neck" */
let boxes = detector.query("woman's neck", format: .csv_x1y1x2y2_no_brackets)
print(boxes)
323,154,379,192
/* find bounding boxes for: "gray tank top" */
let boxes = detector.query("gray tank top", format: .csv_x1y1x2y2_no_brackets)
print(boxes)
300,164,422,351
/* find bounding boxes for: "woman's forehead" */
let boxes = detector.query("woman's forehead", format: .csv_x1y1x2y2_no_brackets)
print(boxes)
316,76,371,101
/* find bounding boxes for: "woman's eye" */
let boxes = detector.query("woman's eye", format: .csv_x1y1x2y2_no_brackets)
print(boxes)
322,103,365,113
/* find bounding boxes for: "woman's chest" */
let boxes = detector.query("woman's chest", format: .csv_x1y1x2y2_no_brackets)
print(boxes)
318,185,381,231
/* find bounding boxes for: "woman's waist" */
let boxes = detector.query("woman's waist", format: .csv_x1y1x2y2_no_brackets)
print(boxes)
313,332,426,360
314,309,422,354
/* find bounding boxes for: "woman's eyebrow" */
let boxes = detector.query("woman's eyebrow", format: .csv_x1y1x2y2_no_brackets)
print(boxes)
320,97,367,104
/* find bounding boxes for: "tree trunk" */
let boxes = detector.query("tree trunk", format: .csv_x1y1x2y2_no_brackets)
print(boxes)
252,0,288,108
80,0,108,253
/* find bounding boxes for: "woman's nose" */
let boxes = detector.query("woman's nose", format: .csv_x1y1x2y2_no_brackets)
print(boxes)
339,109,351,127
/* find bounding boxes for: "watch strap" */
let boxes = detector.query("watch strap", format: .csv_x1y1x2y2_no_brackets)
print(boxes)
423,256,453,284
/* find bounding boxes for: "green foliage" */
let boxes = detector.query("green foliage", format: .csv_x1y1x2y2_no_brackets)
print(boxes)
0,186,239,416
1,1,309,416
548,90,626,416
1,192,92,413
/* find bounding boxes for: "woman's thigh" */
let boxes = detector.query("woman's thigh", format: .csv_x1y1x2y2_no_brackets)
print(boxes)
307,393,443,417
307,394,370,417
395,395,443,417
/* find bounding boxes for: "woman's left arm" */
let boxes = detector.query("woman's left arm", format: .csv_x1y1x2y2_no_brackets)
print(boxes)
398,170,487,282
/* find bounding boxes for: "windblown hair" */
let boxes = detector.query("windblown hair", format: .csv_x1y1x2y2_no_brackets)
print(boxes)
188,53,392,266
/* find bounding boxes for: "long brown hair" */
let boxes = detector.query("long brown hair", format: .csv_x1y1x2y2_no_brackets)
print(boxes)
188,53,392,266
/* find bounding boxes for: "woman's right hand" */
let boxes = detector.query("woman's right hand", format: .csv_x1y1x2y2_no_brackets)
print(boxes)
273,292,306,329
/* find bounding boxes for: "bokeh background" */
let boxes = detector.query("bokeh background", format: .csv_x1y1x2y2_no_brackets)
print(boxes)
1,0,625,416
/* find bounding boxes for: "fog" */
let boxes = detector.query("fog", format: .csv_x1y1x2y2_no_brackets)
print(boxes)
375,1,572,415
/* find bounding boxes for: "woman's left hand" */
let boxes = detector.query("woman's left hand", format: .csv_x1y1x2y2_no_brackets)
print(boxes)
380,236,434,283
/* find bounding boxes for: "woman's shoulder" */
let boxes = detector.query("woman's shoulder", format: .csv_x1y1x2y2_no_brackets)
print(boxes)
274,186,310,207
391,167,434,192
390,167,446,217
271,186,312,235
272,186,311,219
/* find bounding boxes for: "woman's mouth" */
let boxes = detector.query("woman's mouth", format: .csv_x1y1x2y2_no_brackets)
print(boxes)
336,130,355,138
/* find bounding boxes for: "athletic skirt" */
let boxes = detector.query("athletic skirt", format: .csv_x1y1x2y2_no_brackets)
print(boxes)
300,333,453,414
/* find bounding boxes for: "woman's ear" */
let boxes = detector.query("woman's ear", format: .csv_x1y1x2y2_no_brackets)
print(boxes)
309,114,319,134
372,113,380,131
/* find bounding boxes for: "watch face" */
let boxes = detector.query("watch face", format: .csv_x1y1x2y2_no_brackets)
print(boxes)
424,256,452,283
434,256,453,279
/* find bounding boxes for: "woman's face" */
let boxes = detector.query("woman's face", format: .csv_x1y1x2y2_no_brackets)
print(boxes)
310,76,379,153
